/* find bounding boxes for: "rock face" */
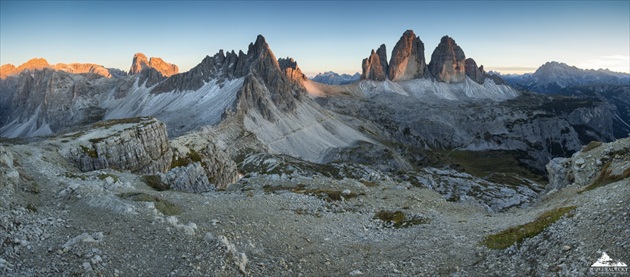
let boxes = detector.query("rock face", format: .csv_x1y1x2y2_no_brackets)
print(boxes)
546,137,630,192
128,53,179,77
166,143,239,192
465,58,486,84
428,36,466,83
60,117,172,174
0,146,20,189
361,44,388,81
388,30,429,81
0,68,117,138
278,57,307,83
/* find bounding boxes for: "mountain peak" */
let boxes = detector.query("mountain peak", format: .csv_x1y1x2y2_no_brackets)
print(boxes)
129,53,178,77
388,29,429,81
428,35,466,83
361,44,388,81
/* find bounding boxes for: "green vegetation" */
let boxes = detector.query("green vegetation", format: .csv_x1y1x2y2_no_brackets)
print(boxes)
97,173,119,183
64,172,88,181
80,145,98,158
582,141,603,152
118,192,181,215
579,162,630,193
481,206,577,249
263,184,360,202
441,150,547,185
360,180,379,187
170,148,204,169
92,117,147,128
26,203,38,213
142,175,169,191
373,210,431,228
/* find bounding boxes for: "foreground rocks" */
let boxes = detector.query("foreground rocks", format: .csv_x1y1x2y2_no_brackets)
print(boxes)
59,117,172,175
1,134,629,276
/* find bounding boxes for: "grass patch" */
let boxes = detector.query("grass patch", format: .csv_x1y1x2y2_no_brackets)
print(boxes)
582,141,603,152
117,192,181,215
373,210,431,228
98,173,119,183
360,180,379,187
481,206,577,249
92,117,147,128
579,162,630,193
142,175,169,191
64,172,88,181
263,184,360,202
441,150,546,185
80,145,98,158
26,203,38,213
170,148,204,169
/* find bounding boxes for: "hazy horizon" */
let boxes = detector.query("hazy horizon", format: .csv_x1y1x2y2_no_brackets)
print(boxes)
1,1,629,75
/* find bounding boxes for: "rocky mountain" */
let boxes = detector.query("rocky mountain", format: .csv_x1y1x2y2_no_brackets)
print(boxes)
0,58,125,79
360,44,388,81
500,61,630,92
428,36,466,83
1,30,628,276
465,58,486,84
495,62,630,138
360,31,496,86
388,30,429,81
310,71,360,85
128,53,179,77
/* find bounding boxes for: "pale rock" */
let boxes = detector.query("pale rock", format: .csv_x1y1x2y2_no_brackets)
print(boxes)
60,117,172,175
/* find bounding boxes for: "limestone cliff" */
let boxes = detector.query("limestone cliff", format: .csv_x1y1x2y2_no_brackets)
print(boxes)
428,36,466,83
60,117,172,174
128,53,178,77
388,30,429,81
361,44,388,81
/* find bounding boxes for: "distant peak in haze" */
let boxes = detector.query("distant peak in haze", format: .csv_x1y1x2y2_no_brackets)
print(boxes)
0,58,125,78
311,71,360,85
129,53,179,77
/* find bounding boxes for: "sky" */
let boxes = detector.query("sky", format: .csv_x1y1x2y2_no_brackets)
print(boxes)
1,1,629,76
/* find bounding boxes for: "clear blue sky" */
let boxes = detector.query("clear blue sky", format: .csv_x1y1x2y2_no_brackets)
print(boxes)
1,1,629,75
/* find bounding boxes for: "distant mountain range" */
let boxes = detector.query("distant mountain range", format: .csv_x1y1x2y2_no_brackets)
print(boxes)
492,62,630,138
310,71,360,85
494,61,629,93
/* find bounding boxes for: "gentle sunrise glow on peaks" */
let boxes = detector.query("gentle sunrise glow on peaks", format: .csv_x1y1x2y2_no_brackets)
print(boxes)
1,1,628,75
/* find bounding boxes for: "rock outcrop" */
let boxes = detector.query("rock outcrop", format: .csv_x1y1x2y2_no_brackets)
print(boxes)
166,143,239,192
278,57,307,83
60,117,172,175
388,30,429,81
0,68,117,138
465,58,486,84
361,44,388,81
546,138,630,192
428,36,466,83
0,146,20,190
128,53,179,77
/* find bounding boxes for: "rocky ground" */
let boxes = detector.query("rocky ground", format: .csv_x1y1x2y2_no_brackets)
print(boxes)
1,135,629,276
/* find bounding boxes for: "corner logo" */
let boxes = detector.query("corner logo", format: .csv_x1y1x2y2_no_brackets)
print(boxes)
590,252,628,274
